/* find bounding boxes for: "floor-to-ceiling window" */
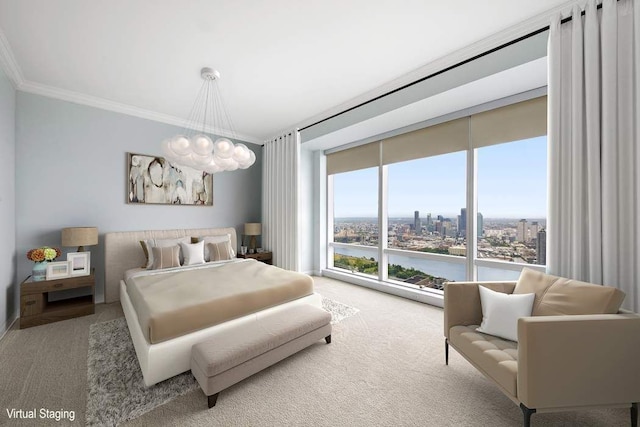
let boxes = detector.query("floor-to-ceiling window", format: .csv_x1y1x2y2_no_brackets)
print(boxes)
327,143,380,279
326,95,548,292
386,152,467,290
476,136,548,281
331,167,379,278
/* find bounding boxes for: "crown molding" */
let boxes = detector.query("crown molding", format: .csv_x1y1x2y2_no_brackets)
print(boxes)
18,80,262,145
0,26,25,88
294,0,580,132
0,23,263,144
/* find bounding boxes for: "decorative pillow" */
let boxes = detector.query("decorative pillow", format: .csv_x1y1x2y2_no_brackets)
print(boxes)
476,285,535,342
142,237,191,268
207,242,233,261
139,240,151,268
513,268,626,316
180,241,205,266
195,234,235,261
150,246,181,270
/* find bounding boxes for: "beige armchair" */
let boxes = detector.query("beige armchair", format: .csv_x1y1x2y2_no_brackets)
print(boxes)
444,280,640,427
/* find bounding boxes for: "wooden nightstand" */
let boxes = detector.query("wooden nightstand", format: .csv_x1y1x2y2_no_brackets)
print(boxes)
237,251,273,265
20,269,95,329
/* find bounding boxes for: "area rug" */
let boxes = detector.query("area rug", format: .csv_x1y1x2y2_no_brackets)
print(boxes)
86,297,359,426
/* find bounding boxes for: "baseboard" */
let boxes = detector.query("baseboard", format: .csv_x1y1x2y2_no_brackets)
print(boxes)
322,269,444,308
304,270,322,277
0,312,19,343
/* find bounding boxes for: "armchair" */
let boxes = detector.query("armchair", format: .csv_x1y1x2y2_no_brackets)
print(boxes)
444,280,640,427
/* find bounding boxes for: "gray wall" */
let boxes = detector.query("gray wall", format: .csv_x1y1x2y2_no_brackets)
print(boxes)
0,68,16,335
15,92,262,302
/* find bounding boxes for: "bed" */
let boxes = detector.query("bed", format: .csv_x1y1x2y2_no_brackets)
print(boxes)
105,227,322,386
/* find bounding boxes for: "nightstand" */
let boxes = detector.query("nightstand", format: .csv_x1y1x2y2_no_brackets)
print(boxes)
237,251,273,265
20,269,95,329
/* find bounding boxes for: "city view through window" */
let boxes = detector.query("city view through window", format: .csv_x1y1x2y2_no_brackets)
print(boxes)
332,136,547,291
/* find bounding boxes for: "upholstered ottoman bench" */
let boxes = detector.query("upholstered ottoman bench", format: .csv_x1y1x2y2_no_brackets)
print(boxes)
191,304,332,408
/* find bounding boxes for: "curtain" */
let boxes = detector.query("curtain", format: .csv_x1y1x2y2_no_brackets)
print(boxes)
262,130,300,271
548,0,639,311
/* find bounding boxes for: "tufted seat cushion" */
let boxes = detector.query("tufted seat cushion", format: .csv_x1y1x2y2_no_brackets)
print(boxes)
449,325,518,397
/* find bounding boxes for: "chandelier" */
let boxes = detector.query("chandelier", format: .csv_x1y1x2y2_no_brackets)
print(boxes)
161,67,255,173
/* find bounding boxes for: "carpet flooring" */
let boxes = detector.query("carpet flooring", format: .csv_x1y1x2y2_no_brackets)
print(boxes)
0,276,628,426
85,297,359,426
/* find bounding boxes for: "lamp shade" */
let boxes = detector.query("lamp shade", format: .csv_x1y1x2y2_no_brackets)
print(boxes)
244,223,262,236
61,227,98,248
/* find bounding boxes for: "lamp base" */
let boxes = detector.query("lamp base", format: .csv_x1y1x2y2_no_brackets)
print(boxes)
249,236,257,253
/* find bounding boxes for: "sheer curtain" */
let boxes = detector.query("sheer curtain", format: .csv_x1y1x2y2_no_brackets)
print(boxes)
548,0,639,311
262,130,300,271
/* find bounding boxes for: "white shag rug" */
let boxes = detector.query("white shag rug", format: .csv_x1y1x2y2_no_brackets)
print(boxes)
86,297,359,426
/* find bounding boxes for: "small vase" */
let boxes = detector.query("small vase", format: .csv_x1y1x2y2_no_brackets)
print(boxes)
32,261,48,282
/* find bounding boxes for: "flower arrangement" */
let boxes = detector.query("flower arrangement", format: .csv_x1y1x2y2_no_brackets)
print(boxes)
26,247,61,263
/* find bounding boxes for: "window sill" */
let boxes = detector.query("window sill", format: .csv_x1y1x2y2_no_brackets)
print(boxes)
322,268,444,309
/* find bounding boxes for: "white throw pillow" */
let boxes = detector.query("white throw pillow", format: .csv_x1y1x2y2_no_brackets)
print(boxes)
476,285,535,342
180,241,205,266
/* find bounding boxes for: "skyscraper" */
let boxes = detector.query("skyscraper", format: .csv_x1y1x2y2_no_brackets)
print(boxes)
531,221,539,240
517,219,528,242
477,212,484,238
414,210,421,235
426,213,433,232
536,229,547,265
458,208,467,237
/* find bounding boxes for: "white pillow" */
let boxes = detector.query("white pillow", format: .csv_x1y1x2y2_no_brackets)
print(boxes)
476,285,535,342
196,234,235,261
180,241,205,266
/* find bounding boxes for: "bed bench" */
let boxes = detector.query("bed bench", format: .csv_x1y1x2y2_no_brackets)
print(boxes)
191,304,332,408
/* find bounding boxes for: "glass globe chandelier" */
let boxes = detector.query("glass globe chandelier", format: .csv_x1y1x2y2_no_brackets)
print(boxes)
161,67,256,173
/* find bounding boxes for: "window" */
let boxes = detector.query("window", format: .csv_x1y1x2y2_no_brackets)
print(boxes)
326,96,548,292
386,152,467,289
332,167,379,246
477,136,547,265
330,167,379,277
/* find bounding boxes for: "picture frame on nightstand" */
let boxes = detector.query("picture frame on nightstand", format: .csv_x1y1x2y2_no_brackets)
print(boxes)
68,252,91,276
46,261,72,280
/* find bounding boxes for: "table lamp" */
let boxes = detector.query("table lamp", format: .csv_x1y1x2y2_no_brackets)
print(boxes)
61,227,99,252
244,223,262,253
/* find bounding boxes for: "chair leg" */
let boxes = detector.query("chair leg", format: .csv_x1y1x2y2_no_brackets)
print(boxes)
632,402,638,427
520,403,536,427
445,339,449,365
208,393,219,408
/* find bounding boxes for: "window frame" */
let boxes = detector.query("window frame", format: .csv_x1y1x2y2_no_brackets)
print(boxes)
326,91,548,293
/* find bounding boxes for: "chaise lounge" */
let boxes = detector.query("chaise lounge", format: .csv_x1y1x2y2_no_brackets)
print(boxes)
444,268,640,426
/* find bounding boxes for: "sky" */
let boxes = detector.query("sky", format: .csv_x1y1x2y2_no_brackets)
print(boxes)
333,136,547,219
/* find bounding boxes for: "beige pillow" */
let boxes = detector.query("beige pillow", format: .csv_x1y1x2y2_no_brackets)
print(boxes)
195,234,235,261
207,242,233,261
139,240,150,268
141,237,191,268
513,268,625,316
151,246,181,270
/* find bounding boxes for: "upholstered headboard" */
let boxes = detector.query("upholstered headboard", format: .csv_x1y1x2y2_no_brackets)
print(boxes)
104,227,238,303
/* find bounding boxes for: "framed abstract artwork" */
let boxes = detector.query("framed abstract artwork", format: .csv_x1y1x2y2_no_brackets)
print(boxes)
127,153,213,205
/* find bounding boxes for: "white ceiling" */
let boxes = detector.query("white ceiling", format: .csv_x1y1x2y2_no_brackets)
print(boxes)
0,1,576,144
